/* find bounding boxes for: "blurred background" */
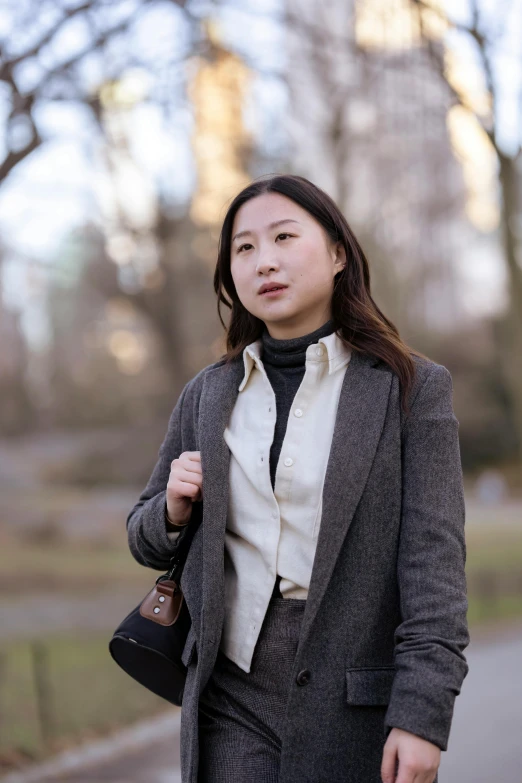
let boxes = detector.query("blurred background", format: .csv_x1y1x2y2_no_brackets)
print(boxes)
0,0,521,780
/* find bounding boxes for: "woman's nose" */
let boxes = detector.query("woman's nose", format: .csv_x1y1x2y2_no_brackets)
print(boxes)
256,256,279,274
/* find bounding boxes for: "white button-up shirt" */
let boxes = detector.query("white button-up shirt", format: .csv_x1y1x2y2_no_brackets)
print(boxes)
166,329,352,672
219,329,352,672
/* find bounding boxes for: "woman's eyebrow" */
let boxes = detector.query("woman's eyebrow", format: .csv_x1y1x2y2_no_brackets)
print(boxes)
232,219,301,244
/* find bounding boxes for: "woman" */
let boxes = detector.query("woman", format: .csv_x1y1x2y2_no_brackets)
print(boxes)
126,174,470,783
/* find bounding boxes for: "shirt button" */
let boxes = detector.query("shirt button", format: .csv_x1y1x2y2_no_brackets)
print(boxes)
283,457,293,467
294,408,303,417
315,345,324,356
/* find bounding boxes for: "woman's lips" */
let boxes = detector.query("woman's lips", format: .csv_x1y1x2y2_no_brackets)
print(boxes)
259,286,288,297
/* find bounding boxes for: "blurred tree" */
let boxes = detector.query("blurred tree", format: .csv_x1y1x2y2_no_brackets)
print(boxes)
0,0,205,425
0,0,195,182
0,253,35,433
411,0,522,460
79,18,255,392
0,2,258,428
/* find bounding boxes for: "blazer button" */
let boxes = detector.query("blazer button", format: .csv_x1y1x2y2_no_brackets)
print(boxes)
296,669,311,686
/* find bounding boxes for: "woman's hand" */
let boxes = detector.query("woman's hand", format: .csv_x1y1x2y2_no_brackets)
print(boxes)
381,727,440,783
166,450,203,527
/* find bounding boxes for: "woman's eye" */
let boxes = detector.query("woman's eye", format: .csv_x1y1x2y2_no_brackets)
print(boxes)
236,234,292,253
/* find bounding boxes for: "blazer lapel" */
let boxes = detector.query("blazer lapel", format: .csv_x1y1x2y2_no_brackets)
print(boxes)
295,349,393,654
197,359,243,651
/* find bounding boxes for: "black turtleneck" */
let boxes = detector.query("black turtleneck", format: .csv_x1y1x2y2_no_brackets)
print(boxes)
260,318,335,599
261,318,336,490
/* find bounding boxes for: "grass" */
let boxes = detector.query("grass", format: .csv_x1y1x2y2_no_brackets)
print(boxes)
465,523,522,571
0,631,172,769
467,594,522,625
465,522,522,624
0,536,173,771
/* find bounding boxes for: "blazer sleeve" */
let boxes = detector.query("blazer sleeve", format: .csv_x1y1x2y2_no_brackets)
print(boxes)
383,362,470,751
126,378,202,571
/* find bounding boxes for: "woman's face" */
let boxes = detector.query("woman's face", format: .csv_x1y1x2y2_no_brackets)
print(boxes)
230,192,346,339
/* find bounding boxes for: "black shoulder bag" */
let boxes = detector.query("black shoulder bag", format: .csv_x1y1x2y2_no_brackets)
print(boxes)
108,508,202,706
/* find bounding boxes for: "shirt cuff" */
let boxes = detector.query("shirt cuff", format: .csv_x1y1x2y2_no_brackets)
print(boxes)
166,529,181,541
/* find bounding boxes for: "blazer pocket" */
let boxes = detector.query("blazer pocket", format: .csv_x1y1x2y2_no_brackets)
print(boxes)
181,624,198,668
345,666,395,706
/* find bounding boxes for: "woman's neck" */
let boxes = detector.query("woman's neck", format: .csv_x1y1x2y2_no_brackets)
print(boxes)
261,318,335,368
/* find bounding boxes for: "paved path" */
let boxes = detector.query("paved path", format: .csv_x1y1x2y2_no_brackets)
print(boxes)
440,620,522,783
53,740,181,783
0,712,182,783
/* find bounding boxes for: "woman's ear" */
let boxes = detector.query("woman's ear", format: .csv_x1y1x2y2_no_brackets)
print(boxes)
333,241,347,273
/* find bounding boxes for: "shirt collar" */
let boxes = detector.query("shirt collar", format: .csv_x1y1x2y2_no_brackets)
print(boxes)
238,329,352,392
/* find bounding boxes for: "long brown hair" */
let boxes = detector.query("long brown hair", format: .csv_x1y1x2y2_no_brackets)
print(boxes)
213,173,428,416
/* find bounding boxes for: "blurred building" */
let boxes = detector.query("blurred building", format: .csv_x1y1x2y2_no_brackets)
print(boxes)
285,0,500,339
188,18,254,233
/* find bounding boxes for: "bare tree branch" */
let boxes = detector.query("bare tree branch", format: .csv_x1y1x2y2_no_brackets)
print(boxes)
0,0,194,183
0,2,93,75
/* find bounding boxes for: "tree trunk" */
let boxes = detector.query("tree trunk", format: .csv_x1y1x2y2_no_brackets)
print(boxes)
497,151,522,461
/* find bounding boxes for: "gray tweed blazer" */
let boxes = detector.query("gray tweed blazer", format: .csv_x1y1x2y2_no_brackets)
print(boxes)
126,348,470,783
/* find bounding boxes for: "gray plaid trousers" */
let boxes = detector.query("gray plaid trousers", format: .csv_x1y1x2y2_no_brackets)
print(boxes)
197,583,307,783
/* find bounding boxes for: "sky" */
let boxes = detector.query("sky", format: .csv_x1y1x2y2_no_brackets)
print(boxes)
0,0,519,350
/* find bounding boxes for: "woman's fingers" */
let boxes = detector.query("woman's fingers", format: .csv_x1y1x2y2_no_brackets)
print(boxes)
175,479,202,499
170,451,203,501
172,452,202,475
